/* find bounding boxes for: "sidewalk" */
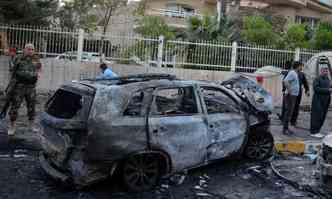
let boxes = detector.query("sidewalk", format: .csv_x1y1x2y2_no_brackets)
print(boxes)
271,108,331,154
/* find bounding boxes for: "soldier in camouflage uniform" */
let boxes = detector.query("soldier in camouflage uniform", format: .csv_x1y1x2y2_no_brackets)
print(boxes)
7,43,41,136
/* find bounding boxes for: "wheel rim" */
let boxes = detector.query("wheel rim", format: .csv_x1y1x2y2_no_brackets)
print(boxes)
246,134,273,160
123,155,159,191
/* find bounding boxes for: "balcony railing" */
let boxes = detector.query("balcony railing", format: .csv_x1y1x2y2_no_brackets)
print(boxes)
150,8,202,19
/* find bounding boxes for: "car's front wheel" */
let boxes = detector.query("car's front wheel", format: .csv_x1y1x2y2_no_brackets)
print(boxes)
122,154,161,192
244,132,274,160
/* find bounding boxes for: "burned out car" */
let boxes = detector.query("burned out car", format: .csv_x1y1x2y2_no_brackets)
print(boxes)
320,135,332,194
38,74,274,191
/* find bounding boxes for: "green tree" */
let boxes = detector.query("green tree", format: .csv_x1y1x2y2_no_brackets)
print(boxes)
57,0,127,32
241,16,278,46
135,16,176,40
279,23,309,49
186,15,236,42
0,0,58,26
57,0,127,61
133,0,148,16
312,22,332,50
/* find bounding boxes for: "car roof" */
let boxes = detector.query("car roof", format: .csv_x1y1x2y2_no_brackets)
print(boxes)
78,74,220,93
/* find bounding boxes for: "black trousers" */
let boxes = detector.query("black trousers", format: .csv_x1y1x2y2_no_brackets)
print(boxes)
283,94,297,130
281,92,302,125
290,92,302,125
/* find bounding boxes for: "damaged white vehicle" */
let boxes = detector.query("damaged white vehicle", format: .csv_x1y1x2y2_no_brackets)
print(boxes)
38,74,274,191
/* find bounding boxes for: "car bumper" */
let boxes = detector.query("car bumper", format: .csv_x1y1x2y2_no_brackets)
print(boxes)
39,152,70,183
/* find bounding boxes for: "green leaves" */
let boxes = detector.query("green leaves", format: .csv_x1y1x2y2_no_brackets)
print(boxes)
0,0,58,25
312,22,332,50
241,16,278,46
57,0,127,32
277,23,309,49
186,15,236,42
136,16,176,40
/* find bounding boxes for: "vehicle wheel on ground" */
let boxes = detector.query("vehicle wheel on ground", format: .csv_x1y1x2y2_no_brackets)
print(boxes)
244,132,274,160
122,154,160,192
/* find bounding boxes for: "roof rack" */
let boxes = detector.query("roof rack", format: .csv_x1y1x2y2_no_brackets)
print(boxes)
81,73,177,85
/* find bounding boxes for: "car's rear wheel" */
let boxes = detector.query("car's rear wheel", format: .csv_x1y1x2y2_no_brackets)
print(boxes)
244,132,274,160
122,154,160,192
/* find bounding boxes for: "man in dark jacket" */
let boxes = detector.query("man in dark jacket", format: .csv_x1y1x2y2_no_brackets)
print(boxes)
310,66,332,138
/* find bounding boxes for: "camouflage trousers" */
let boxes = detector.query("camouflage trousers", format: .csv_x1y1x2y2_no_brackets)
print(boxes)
8,84,37,122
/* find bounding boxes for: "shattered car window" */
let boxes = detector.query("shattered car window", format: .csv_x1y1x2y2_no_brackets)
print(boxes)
46,89,83,119
124,91,145,116
152,87,198,116
201,87,238,114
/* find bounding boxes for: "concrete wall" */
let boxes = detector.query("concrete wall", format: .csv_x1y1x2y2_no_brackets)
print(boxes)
0,56,313,107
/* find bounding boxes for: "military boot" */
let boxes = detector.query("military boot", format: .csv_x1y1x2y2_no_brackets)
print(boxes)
8,122,16,136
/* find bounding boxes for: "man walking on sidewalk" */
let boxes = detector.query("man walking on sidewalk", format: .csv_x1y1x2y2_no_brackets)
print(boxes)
282,61,301,135
310,66,332,138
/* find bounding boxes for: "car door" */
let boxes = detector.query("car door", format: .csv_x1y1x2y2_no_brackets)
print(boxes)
199,86,248,161
87,89,149,161
148,86,209,171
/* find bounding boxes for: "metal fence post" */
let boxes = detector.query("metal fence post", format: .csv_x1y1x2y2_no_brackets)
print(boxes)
77,29,84,62
231,41,237,72
294,48,300,62
157,35,164,68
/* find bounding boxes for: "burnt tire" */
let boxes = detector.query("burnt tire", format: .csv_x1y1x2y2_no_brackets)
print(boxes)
244,132,274,160
122,154,161,192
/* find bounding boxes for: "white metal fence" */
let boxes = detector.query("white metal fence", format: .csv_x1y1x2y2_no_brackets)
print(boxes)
0,24,322,73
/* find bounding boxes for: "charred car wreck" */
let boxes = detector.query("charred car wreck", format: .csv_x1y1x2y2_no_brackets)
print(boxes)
38,74,274,191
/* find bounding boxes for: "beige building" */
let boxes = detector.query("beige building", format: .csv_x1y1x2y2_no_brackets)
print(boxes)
95,0,332,36
222,0,332,29
143,0,218,28
142,0,332,29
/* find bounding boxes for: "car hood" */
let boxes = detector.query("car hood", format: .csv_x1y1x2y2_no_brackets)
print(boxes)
221,75,273,113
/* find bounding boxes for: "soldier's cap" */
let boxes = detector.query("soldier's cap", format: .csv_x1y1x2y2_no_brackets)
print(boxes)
24,43,35,50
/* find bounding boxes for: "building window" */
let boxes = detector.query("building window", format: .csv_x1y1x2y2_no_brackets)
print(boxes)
295,16,319,29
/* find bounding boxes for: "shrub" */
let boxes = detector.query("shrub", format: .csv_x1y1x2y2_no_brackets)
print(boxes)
241,16,278,46
312,22,332,50
135,16,176,40
278,23,309,49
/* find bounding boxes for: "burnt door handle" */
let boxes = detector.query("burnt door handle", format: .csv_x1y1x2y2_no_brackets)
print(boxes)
153,129,158,134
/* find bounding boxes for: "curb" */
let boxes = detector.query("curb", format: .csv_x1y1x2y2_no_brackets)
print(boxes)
275,140,322,154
